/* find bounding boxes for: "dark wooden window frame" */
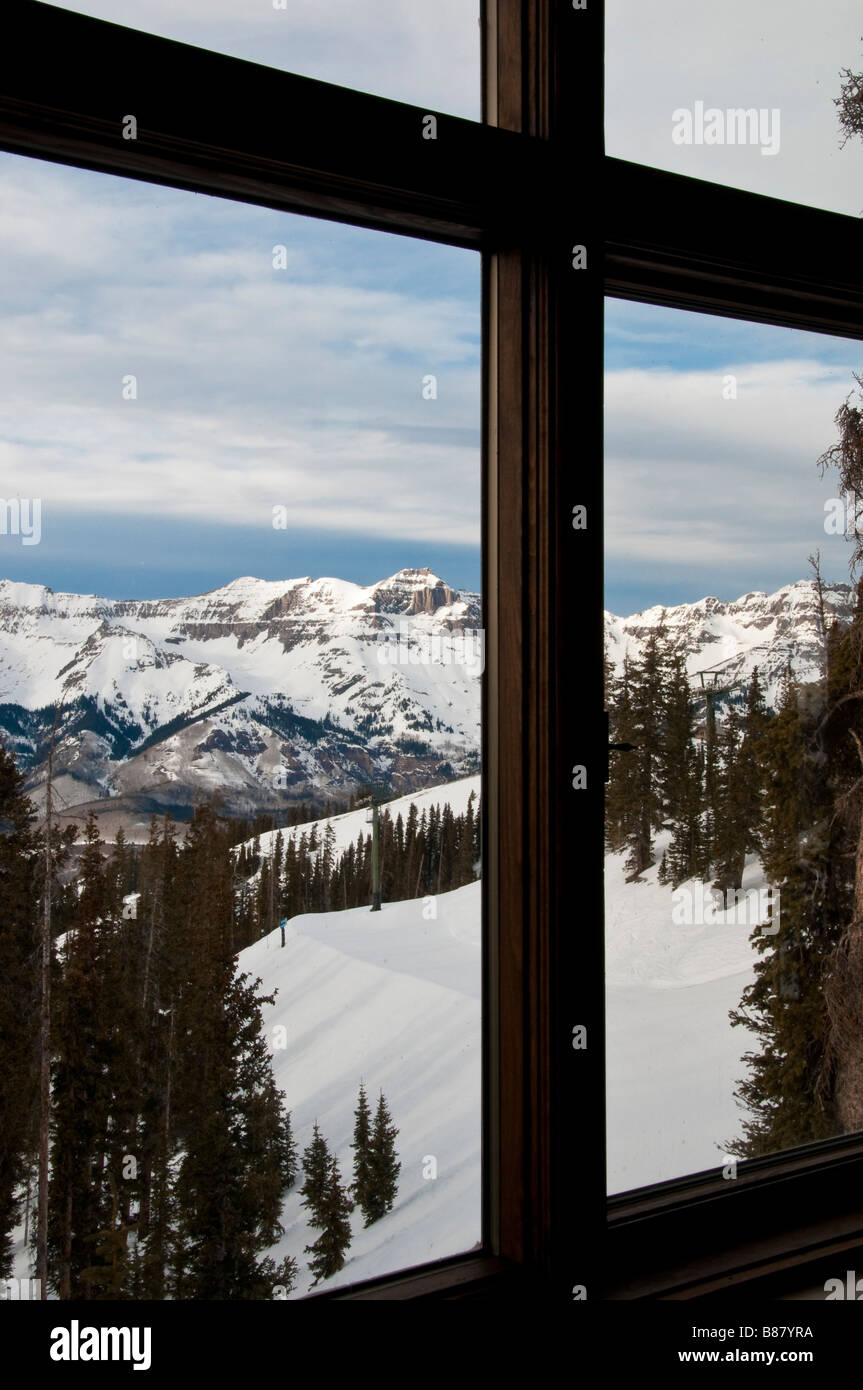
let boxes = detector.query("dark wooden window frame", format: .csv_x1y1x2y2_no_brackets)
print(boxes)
5,0,863,1303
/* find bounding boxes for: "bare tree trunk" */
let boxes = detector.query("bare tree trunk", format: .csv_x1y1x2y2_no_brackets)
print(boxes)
23,1167,31,1246
808,549,829,681
59,1188,72,1300
156,1008,174,1300
268,846,274,934
414,852,424,899
140,882,161,1014
36,717,56,1299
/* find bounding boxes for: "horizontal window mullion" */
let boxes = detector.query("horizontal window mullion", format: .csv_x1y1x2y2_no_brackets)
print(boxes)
2,1,542,247
605,157,863,339
606,1139,863,1295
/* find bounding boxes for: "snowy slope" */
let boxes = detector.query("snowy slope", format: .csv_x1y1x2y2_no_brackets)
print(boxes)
244,880,482,1295
9,879,482,1295
605,837,763,1194
8,829,765,1288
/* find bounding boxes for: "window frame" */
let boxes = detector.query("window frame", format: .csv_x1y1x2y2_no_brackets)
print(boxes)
5,0,863,1304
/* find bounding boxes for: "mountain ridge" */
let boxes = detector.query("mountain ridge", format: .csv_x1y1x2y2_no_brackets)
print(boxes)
605,577,854,708
0,570,845,839
0,567,482,839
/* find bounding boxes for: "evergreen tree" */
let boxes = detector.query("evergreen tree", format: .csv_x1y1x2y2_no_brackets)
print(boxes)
49,811,119,1298
608,628,668,879
172,961,295,1298
364,1091,400,1226
712,669,770,902
663,651,705,886
820,578,863,1134
167,805,294,1299
727,664,839,1156
349,1082,374,1220
299,1122,330,1224
712,708,751,897
304,1154,353,1288
78,1172,134,1300
605,655,638,855
738,666,769,855
0,741,42,1276
277,1106,298,1192
702,695,720,869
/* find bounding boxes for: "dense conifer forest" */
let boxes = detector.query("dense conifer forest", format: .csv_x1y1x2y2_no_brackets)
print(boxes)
606,579,863,1159
0,761,475,1297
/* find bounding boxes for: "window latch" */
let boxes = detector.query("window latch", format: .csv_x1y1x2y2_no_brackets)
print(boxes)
603,710,638,781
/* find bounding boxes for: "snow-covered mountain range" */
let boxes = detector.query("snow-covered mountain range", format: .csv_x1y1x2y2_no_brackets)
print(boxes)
0,568,481,838
605,578,855,709
0,571,851,839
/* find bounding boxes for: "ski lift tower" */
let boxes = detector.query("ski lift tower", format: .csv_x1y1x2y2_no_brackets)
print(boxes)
355,781,389,912
690,659,744,713
690,643,781,714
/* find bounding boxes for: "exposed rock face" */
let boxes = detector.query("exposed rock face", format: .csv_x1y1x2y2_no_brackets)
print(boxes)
0,569,482,838
604,579,854,709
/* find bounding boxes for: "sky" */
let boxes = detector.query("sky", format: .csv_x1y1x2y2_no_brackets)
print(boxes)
606,0,863,217
39,0,482,121
9,4,863,611
0,152,481,599
605,300,863,616
605,1,863,615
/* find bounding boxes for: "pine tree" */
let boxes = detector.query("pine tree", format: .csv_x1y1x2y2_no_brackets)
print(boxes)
135,815,178,1298
321,823,336,910
404,802,420,897
172,963,296,1298
738,666,769,856
167,805,294,1299
820,578,863,1134
49,811,118,1298
702,695,720,870
364,1091,400,1226
277,1106,298,1192
349,1082,374,1220
712,708,751,898
663,651,705,886
0,740,42,1276
607,628,668,879
78,1172,134,1300
299,1122,330,1224
457,792,478,885
727,664,838,1157
605,655,638,855
304,1154,353,1288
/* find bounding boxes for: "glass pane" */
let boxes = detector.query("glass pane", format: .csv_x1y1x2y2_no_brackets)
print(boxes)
605,296,863,1192
606,0,863,218
0,149,481,1300
49,0,480,121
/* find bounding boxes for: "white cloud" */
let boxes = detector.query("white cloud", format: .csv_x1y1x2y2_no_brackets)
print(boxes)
606,0,863,215
605,358,856,577
0,155,480,547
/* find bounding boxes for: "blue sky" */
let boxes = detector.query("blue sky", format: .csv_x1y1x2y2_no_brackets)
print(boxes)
3,148,858,616
9,4,863,613
0,152,481,599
